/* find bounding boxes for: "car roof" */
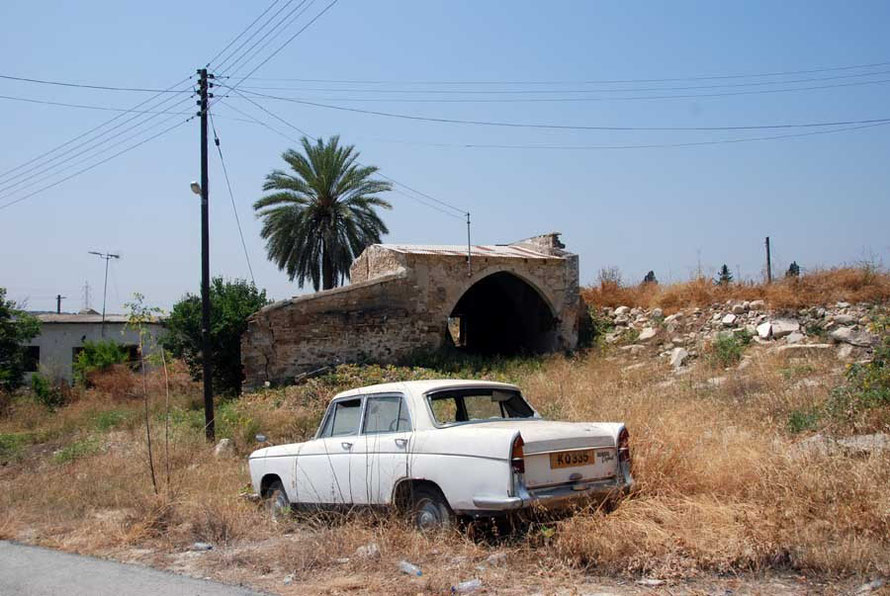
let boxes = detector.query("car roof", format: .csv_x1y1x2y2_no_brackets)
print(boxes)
332,379,520,400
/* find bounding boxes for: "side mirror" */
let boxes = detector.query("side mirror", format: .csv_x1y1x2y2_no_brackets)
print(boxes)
255,433,267,444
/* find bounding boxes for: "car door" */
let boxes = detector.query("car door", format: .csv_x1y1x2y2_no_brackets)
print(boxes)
349,393,412,505
294,397,363,505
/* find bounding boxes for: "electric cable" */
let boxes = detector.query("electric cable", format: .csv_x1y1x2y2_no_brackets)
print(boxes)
228,87,890,132
0,94,194,193
237,68,890,94
205,0,284,68
208,110,257,285
230,76,890,104
0,74,193,182
0,103,195,200
0,115,192,211
215,0,313,80
238,59,890,84
218,98,466,220
210,0,299,73
0,73,190,93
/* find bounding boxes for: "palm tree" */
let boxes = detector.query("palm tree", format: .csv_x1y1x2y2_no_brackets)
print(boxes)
254,136,393,291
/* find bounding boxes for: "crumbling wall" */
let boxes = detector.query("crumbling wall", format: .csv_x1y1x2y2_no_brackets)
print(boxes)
242,273,442,388
242,237,581,390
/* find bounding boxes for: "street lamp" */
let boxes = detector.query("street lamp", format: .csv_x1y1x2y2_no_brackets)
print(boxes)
190,181,201,195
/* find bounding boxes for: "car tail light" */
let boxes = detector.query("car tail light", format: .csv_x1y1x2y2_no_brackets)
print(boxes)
511,434,525,474
617,428,631,470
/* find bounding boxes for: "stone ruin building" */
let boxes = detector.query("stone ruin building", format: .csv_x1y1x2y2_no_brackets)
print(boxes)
241,233,580,389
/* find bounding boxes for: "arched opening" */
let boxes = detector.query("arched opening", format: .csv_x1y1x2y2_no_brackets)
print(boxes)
447,272,557,356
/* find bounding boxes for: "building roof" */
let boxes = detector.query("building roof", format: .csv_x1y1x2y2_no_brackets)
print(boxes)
34,313,163,324
378,243,564,259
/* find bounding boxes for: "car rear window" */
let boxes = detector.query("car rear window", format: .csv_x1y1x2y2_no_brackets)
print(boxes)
427,388,534,425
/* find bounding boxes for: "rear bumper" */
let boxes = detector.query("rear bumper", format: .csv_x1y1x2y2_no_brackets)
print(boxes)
471,475,632,512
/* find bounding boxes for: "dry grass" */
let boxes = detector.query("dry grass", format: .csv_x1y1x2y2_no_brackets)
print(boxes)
583,266,890,311
2,344,889,592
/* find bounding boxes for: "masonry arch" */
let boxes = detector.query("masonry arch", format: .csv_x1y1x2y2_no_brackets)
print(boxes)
447,271,558,355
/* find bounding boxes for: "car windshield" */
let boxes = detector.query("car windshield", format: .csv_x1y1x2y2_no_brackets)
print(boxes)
427,387,535,425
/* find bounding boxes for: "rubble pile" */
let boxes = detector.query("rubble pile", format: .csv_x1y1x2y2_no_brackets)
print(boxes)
598,300,881,369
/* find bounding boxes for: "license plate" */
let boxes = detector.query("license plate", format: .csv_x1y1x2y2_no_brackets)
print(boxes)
549,449,596,469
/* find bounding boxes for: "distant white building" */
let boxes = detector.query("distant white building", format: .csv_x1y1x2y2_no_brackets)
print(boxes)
24,310,164,383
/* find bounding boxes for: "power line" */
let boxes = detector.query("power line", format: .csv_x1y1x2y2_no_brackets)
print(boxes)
0,115,191,211
216,98,890,151
237,59,890,84
208,110,256,285
0,73,190,93
398,121,890,150
0,94,194,193
0,74,193,182
0,106,193,201
210,0,299,73
237,68,890,94
215,0,339,99
228,88,890,132
232,76,890,104
215,0,314,80
0,93,196,114
217,98,466,220
205,0,284,68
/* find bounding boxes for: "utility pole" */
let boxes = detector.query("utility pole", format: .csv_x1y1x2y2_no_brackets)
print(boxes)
765,236,773,284
88,251,120,336
466,212,472,277
197,68,215,442
56,294,66,314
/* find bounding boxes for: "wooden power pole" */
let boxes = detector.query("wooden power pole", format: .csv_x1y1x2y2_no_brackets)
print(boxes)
765,236,772,284
197,68,215,441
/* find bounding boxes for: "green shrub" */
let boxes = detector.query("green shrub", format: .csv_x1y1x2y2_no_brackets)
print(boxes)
708,331,751,368
788,408,821,433
0,288,41,392
53,436,100,464
578,306,614,349
92,409,130,432
0,432,30,463
30,373,65,409
73,340,128,386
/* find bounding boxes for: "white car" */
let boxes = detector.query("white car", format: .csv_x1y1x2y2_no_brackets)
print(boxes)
248,380,633,528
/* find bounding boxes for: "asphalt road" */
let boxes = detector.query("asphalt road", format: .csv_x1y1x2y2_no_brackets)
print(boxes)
0,541,265,596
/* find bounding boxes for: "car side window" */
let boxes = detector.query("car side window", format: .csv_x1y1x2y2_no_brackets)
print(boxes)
321,398,363,437
363,395,410,434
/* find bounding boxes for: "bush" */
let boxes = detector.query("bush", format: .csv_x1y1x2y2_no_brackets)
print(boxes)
30,373,65,409
708,332,751,368
162,277,269,396
0,288,41,393
73,340,129,386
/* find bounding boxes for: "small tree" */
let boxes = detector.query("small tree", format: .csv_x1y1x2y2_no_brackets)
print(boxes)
786,261,801,278
715,264,733,286
72,340,128,386
0,288,40,392
598,266,622,289
162,278,269,395
642,270,658,284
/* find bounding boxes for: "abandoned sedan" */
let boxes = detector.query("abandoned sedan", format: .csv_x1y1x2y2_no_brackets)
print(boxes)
248,380,633,528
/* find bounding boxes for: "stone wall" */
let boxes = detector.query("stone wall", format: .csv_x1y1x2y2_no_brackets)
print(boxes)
242,236,580,389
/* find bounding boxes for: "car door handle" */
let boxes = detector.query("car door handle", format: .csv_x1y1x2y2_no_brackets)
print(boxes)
394,438,408,448
341,441,353,450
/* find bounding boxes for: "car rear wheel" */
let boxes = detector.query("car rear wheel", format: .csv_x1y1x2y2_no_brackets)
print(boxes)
264,480,291,518
409,486,453,531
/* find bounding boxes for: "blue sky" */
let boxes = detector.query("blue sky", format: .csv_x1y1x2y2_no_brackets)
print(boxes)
1,1,888,313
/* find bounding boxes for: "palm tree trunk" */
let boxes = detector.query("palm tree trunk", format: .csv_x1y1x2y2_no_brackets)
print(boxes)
321,239,334,290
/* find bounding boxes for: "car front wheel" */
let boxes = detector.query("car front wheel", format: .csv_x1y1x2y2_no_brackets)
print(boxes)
265,480,291,518
409,486,453,531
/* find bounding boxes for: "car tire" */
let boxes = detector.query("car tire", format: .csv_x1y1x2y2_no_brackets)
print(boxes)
265,480,291,518
409,485,453,531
